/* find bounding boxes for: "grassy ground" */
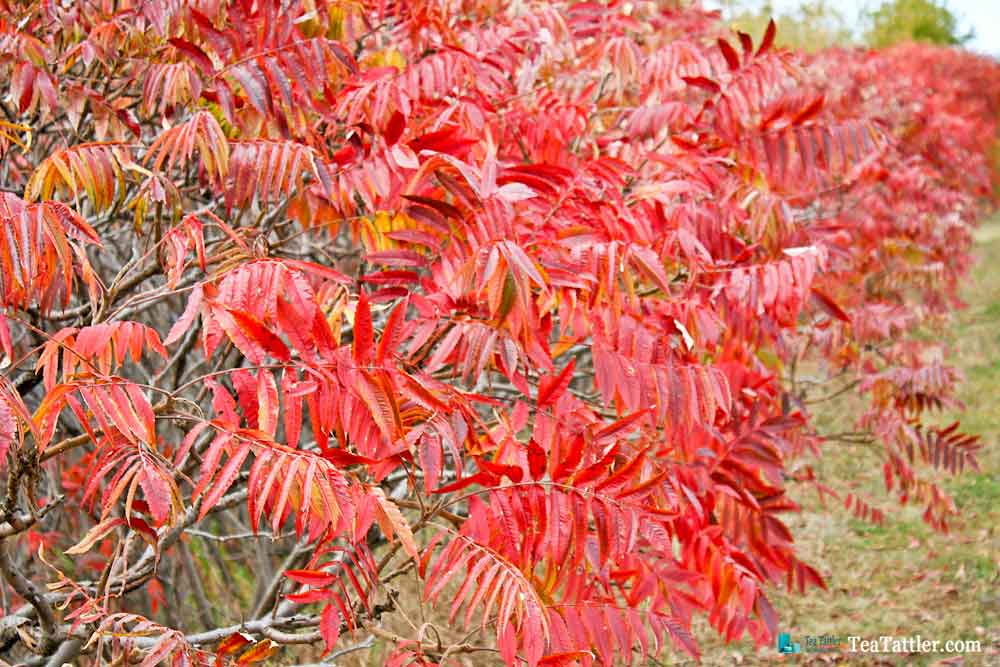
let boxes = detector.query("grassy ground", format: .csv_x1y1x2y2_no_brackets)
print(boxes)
692,218,1000,666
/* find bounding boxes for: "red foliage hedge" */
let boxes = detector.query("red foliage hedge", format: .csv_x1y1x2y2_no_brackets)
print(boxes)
0,1,998,665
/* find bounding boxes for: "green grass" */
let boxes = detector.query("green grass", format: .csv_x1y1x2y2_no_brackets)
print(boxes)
690,217,1000,666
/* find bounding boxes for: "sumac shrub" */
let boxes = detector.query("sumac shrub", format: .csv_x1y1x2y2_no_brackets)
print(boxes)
0,1,996,665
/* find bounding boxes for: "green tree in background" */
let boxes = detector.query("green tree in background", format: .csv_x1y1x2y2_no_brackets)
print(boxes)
863,0,972,47
721,0,974,51
724,1,854,51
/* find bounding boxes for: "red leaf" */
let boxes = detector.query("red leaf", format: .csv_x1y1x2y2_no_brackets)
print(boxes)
198,442,251,520
283,259,352,285
0,395,14,465
526,439,546,481
571,443,619,487
478,458,523,483
537,358,576,408
810,287,851,322
791,95,825,126
737,31,753,56
384,111,406,146
286,588,331,604
168,38,214,74
286,569,337,587
377,299,408,365
401,194,463,221
163,284,203,347
353,291,374,367
681,76,720,94
717,38,741,71
757,18,777,55
552,434,585,482
214,305,290,363
593,410,648,443
230,64,272,117
139,465,173,526
319,604,341,652
322,448,380,467
0,314,12,361
432,470,496,494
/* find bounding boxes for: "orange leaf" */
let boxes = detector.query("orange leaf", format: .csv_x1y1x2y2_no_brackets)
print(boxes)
371,486,420,562
237,639,279,664
216,632,254,657
64,518,125,555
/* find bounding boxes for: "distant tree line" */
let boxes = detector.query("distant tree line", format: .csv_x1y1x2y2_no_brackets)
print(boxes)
723,0,974,51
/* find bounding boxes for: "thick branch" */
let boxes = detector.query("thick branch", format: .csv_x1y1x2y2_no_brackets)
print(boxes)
0,541,59,655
